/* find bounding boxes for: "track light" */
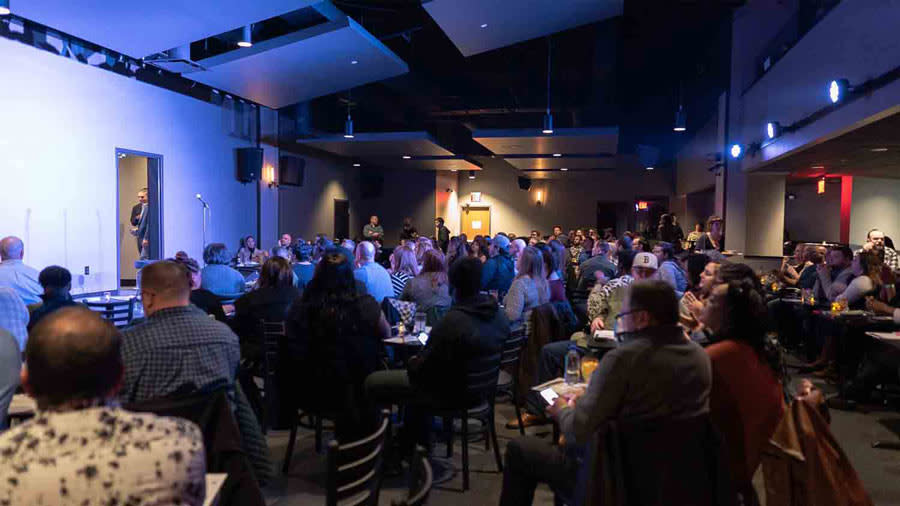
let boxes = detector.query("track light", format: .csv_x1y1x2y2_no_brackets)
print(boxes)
542,37,554,135
542,113,554,135
766,121,781,140
645,166,654,171
828,79,849,104
237,25,253,48
560,167,568,171
729,144,743,159
673,106,686,132
352,163,361,167
468,170,476,180
0,0,9,15
343,116,354,139
402,155,411,160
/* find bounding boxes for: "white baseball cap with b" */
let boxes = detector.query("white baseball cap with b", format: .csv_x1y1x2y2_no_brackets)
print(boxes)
633,252,659,270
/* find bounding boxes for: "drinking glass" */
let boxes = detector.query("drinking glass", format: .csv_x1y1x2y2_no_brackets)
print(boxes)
580,357,600,382
414,312,427,333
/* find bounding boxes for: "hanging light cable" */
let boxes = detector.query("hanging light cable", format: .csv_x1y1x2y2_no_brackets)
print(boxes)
542,36,554,134
344,89,354,139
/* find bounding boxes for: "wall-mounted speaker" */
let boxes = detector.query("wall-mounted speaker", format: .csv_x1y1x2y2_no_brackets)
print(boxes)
279,155,305,186
517,176,532,190
236,147,263,183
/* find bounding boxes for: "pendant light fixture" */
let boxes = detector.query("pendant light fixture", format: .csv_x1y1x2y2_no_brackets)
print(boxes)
344,89,354,139
673,81,686,132
0,0,10,15
542,37,554,135
237,24,253,48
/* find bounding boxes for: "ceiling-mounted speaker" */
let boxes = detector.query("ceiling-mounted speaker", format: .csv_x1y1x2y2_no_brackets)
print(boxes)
517,176,532,190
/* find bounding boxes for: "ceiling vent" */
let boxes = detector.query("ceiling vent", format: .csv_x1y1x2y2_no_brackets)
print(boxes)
144,45,206,74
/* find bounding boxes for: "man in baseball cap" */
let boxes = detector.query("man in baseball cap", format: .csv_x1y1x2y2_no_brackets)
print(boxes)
592,251,659,331
481,233,515,295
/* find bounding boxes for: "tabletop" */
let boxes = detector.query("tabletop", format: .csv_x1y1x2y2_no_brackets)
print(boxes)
866,331,900,349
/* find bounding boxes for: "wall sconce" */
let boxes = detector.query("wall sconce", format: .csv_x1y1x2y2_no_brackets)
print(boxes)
264,164,277,188
817,177,826,194
535,190,543,207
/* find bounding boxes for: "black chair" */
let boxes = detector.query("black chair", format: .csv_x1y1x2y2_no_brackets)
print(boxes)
82,297,135,327
431,351,503,491
258,320,284,433
497,329,527,435
282,407,337,474
325,409,391,506
392,445,433,506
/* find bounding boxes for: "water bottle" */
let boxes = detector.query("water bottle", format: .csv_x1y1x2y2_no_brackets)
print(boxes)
564,345,581,385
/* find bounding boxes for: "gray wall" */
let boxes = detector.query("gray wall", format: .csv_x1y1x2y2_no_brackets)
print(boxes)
850,177,900,247
358,168,436,246
784,180,841,243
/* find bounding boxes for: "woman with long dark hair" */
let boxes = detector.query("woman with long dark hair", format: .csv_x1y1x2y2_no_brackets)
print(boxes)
402,249,451,313
700,278,784,503
286,251,390,441
232,257,300,362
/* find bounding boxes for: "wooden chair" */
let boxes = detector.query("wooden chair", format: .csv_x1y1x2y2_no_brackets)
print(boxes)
497,329,527,435
392,446,433,506
431,351,503,491
82,297,135,327
325,409,391,506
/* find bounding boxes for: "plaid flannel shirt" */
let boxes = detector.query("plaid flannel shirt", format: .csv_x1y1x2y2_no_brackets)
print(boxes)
121,305,240,403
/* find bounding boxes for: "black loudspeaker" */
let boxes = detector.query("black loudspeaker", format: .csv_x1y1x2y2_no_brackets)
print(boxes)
360,173,384,199
279,155,305,186
236,147,263,183
517,176,532,190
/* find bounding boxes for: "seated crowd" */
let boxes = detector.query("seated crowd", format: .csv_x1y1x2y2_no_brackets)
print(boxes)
0,214,896,505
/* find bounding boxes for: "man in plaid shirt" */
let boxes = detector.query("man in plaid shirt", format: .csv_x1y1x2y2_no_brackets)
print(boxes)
855,228,899,272
121,261,240,403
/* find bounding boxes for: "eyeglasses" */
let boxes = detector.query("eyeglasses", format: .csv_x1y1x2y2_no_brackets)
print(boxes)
614,310,637,321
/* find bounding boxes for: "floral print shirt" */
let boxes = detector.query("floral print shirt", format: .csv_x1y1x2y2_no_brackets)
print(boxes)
0,407,206,505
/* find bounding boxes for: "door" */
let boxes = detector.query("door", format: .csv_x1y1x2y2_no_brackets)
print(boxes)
461,206,491,237
117,149,163,287
334,199,350,240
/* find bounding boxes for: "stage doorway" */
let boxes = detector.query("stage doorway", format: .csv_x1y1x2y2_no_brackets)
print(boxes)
117,149,162,287
461,205,491,237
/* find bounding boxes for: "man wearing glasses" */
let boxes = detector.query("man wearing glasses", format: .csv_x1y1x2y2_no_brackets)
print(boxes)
498,280,711,506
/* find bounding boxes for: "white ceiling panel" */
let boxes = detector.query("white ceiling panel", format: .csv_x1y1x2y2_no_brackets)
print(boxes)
423,0,622,57
14,1,315,58
190,18,408,108
472,127,619,155
297,131,452,157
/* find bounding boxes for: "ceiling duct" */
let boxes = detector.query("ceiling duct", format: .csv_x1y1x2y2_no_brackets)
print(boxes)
144,45,206,74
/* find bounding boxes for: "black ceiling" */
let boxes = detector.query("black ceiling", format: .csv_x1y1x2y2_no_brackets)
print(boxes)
279,0,743,168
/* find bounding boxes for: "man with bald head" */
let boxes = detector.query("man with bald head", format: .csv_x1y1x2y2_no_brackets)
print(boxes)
121,260,240,403
354,241,393,303
0,236,42,305
0,306,205,505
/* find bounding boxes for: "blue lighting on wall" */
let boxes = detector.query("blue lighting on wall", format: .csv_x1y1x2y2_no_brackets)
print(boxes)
729,144,743,159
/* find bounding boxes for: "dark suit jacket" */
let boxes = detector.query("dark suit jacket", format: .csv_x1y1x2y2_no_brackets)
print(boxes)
130,202,143,226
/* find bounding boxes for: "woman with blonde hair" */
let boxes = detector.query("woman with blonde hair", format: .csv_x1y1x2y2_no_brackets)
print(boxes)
390,246,418,297
415,236,434,266
402,249,451,312
503,246,550,326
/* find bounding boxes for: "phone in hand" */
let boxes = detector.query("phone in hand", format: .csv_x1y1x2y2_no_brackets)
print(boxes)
540,387,559,405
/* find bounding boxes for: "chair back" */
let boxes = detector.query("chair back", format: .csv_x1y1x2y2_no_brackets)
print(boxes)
392,446,433,506
260,320,285,432
425,305,450,326
464,351,503,407
500,330,526,369
325,409,391,506
584,414,733,506
82,298,135,327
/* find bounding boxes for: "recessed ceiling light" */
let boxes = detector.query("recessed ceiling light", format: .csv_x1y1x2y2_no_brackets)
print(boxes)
353,163,361,167
646,166,654,171
468,170,476,179
871,147,888,152
402,155,411,160
560,168,568,171
451,169,458,172
480,23,488,28
811,165,825,169
552,153,562,157
351,60,358,65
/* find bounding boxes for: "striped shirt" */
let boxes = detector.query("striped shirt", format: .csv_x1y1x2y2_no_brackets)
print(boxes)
391,272,412,298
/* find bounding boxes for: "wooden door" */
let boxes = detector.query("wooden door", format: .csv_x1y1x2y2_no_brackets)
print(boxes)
461,206,491,237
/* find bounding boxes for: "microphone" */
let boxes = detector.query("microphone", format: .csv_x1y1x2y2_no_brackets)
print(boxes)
195,193,209,208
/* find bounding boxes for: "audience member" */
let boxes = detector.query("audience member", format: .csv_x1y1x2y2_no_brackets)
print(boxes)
200,243,246,296
684,253,712,295
0,236,42,305
122,261,240,403
401,249,451,313
0,325,18,429
577,237,594,265
435,217,450,252
680,260,720,335
499,281,711,506
172,251,227,322
471,235,489,263
446,236,470,270
700,280,784,497
813,245,855,302
363,215,384,241
272,233,293,257
591,251,658,332
695,215,724,252
27,265,77,330
504,246,550,329
652,241,688,296
238,235,267,264
834,250,884,309
482,234,515,295
0,286,28,351
400,217,418,243
552,225,568,246
576,240,616,293
286,251,390,441
0,307,205,505
686,222,704,250
858,228,899,271
390,245,418,297
292,244,316,290
231,257,300,362
510,238,528,266
536,243,566,302
366,257,509,457
354,241,394,303
414,236,434,266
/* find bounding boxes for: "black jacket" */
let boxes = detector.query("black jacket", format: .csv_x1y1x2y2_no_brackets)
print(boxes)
436,225,451,252
231,286,299,361
27,293,78,330
408,294,510,406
